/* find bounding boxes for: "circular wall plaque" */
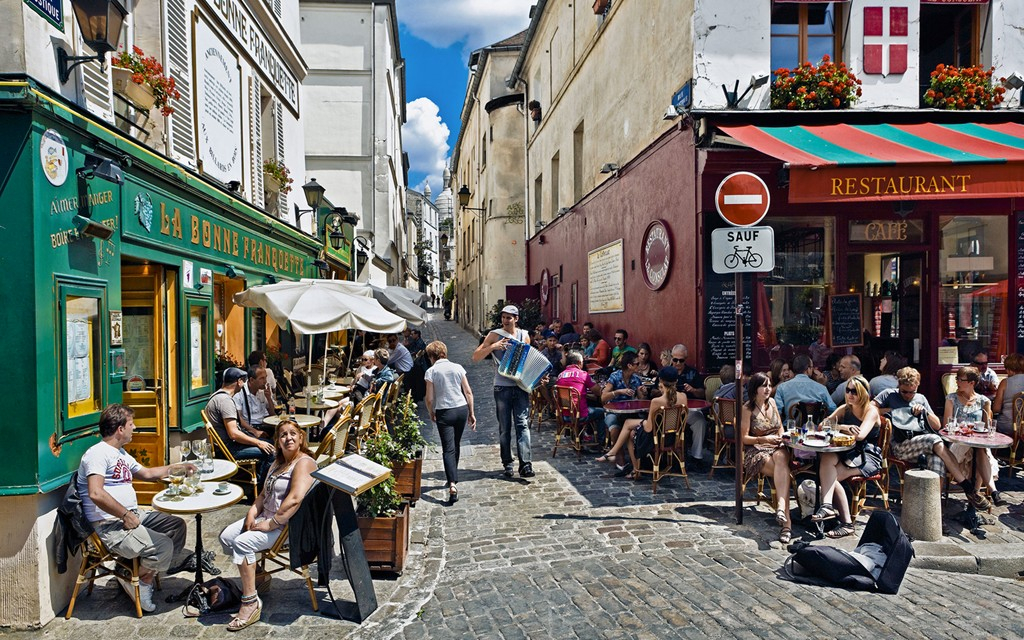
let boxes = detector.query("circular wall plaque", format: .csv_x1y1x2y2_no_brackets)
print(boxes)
642,220,672,290
40,129,68,187
540,268,550,304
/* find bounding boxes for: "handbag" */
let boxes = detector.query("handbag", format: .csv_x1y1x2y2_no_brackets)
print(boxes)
185,576,241,615
842,442,882,476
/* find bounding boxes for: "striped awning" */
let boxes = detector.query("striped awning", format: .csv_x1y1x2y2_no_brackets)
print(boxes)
719,122,1024,203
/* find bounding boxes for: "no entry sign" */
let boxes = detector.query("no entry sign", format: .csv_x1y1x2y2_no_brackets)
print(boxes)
715,172,770,227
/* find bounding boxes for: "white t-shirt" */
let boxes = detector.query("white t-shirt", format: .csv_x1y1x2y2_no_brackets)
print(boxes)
424,358,469,410
77,441,142,523
234,384,271,426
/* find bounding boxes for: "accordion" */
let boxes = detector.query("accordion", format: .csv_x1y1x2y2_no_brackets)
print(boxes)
497,339,552,392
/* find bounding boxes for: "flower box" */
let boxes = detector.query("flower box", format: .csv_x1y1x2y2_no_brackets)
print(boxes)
112,67,156,111
356,501,409,574
264,173,282,194
392,449,423,506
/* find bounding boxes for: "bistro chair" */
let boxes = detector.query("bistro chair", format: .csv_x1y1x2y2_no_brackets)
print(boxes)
848,417,892,517
787,401,826,426
351,392,384,451
314,405,353,466
256,516,319,612
996,393,1024,477
202,409,260,496
940,372,958,397
551,386,595,459
639,404,690,493
709,397,736,478
703,375,723,403
529,388,548,428
65,532,154,619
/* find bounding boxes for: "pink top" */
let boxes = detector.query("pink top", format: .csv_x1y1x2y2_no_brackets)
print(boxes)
556,366,596,418
260,454,312,520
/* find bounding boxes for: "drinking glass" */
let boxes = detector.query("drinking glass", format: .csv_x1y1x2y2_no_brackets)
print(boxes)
785,419,797,437
179,467,195,496
945,417,957,435
167,467,186,501
186,467,202,493
180,439,192,462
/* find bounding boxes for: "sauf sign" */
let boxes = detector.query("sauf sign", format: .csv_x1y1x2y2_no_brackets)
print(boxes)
712,172,775,275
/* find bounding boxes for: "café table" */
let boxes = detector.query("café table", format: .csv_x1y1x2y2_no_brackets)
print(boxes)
199,459,239,483
605,399,652,417
153,481,244,606
295,385,350,401
264,413,322,433
293,397,340,413
785,435,854,539
940,427,1011,522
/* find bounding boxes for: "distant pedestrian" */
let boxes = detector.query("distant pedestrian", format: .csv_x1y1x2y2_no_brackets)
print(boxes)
424,341,476,503
473,304,534,478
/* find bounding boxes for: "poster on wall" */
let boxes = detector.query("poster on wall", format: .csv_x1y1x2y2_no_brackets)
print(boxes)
588,239,625,314
194,18,243,185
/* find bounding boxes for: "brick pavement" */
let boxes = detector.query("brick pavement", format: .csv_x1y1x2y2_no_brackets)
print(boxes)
12,312,1024,639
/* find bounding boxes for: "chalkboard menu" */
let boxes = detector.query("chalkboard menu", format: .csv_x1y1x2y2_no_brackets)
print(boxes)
1016,213,1024,354
828,293,863,348
704,273,752,371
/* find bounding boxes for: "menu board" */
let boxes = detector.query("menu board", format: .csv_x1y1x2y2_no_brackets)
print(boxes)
828,293,863,348
1016,213,1024,354
704,272,752,371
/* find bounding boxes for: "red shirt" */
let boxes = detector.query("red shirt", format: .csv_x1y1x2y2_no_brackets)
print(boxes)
556,366,596,418
589,339,611,367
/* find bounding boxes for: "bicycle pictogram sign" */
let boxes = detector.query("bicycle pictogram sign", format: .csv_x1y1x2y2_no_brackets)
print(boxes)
711,227,775,274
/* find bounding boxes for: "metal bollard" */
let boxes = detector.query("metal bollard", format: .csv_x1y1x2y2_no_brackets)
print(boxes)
901,469,942,542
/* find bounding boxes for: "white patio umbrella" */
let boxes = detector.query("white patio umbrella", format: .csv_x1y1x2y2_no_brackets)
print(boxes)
300,279,428,326
233,279,406,375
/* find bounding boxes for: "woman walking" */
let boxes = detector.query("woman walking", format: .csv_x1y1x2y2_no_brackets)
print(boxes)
425,340,476,503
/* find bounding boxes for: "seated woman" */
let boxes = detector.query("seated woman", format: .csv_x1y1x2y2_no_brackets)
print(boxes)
219,420,316,631
740,372,794,543
319,350,377,431
869,350,906,399
768,358,793,397
993,352,1024,437
597,367,686,475
633,343,657,389
811,375,882,538
369,348,397,395
595,352,643,464
943,366,1000,505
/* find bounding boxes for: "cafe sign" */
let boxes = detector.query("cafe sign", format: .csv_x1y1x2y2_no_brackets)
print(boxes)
849,219,924,243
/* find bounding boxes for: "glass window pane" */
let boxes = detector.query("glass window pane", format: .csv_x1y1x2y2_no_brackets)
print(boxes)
939,216,1008,364
190,305,210,389
771,37,800,73
807,4,836,35
67,296,101,418
807,35,835,64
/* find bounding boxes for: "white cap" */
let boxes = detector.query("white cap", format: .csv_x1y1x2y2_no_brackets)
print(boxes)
501,304,519,316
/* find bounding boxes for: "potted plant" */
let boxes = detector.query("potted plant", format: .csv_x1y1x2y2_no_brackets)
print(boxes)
390,392,428,505
770,55,862,110
923,64,1006,110
111,46,182,116
356,430,410,573
262,158,293,195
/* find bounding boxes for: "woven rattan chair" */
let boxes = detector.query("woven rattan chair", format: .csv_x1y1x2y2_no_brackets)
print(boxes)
848,417,891,517
202,409,260,496
709,397,736,478
65,532,153,619
551,386,595,459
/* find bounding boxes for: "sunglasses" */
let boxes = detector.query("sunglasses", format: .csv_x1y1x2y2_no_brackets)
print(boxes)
972,361,987,366
672,357,686,363
845,387,858,395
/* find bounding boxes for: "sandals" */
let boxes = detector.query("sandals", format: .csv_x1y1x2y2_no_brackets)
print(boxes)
227,595,262,632
776,508,788,526
826,523,855,539
779,527,792,544
595,453,617,463
810,503,838,522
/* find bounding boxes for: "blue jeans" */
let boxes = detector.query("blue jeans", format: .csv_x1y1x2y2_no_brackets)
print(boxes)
495,385,532,469
228,442,274,486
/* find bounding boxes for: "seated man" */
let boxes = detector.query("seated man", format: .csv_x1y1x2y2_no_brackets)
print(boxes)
234,366,275,437
774,354,837,418
555,351,605,434
609,329,638,370
874,366,990,510
712,363,748,402
78,404,193,612
386,333,414,374
207,367,275,485
971,350,999,399
247,350,277,408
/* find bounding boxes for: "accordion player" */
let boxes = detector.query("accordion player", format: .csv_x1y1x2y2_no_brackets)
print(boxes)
497,339,552,392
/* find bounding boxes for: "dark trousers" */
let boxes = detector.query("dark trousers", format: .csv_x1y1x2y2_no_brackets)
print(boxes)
436,405,469,486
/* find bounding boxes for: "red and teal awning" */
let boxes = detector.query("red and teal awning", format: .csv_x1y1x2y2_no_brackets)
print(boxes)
719,122,1024,203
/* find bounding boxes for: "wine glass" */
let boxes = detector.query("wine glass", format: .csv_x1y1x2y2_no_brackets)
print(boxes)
181,439,192,463
167,467,186,501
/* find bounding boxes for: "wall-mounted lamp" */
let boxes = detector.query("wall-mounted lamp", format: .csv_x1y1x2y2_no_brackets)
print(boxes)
57,0,129,84
1004,73,1024,90
73,214,114,240
538,234,547,245
600,163,620,177
457,185,486,212
324,207,358,251
265,274,277,284
311,258,330,277
226,180,241,193
225,265,245,279
293,177,326,230
77,152,124,185
663,105,681,120
722,74,770,109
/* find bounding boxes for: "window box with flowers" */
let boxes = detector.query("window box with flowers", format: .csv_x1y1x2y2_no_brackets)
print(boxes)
111,47,181,116
262,158,293,195
923,64,1006,110
770,55,862,110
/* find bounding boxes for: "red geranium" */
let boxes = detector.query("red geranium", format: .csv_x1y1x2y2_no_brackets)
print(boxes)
770,55,862,110
111,46,182,116
923,63,1005,110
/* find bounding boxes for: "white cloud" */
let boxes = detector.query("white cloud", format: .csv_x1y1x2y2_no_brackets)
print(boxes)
397,0,533,52
403,97,450,195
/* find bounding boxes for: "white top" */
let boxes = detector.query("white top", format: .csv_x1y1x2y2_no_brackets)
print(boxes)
77,441,141,523
234,384,272,426
425,358,469,410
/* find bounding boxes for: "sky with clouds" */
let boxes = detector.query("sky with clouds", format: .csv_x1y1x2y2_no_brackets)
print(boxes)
398,0,533,197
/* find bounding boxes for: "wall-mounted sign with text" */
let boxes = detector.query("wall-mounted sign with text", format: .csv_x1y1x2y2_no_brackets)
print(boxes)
195,17,243,186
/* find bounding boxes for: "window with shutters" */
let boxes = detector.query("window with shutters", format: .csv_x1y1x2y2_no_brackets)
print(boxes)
164,0,195,165
249,75,264,208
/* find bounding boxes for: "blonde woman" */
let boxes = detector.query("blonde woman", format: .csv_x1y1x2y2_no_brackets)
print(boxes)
597,367,686,475
741,372,793,543
812,375,881,538
219,420,315,631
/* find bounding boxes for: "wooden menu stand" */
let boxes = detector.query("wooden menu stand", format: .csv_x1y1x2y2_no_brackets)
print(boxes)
312,455,391,622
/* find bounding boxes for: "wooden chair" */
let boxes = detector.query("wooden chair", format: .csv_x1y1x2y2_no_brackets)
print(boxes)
642,404,690,493
529,388,548,428
996,392,1024,477
351,392,383,451
703,375,723,403
940,372,957,397
314,405,353,466
202,409,260,496
65,532,152,619
787,401,826,426
709,397,736,478
551,386,595,459
848,417,891,517
256,526,318,612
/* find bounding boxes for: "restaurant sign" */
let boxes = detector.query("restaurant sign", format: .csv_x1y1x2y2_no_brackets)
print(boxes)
790,165,1024,203
122,182,307,277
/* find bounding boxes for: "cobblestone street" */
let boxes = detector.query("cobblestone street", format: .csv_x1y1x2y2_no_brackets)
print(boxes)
12,313,1024,639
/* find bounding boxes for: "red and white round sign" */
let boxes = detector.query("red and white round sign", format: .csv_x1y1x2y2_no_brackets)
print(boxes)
641,220,671,290
540,268,550,304
715,171,770,227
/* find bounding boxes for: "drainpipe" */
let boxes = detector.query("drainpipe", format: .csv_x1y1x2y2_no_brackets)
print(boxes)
370,1,378,269
516,76,531,286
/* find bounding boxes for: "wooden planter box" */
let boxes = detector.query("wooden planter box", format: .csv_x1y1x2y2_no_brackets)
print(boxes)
392,449,423,506
356,501,410,574
111,67,156,111
263,173,282,194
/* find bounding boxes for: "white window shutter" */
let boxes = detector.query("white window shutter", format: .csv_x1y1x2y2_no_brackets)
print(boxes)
274,99,286,219
164,0,196,166
79,35,113,122
249,75,264,208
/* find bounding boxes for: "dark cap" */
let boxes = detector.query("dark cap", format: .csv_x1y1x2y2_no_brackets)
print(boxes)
658,366,679,383
223,367,248,384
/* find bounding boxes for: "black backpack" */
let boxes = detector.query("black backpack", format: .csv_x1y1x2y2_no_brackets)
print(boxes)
783,511,914,594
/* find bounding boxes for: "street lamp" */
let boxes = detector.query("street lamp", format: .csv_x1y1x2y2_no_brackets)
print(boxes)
324,207,358,251
58,0,129,84
293,177,326,230
457,185,486,212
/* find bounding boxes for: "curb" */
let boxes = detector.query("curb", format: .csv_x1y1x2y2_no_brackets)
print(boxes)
911,541,1024,578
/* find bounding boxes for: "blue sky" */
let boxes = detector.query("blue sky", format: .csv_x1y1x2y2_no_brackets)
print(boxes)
397,0,533,196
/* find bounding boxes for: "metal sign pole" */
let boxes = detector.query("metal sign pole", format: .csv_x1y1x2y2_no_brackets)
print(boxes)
734,272,744,524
